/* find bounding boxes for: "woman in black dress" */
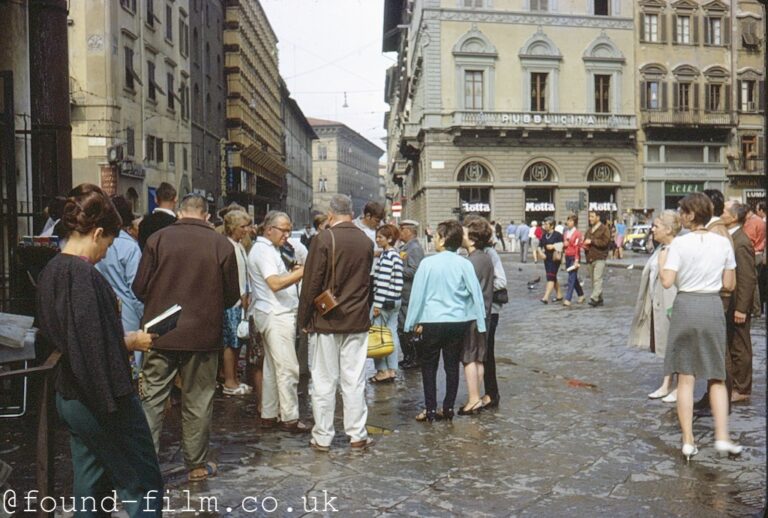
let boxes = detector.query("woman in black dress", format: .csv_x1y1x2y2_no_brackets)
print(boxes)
539,216,564,303
36,184,163,515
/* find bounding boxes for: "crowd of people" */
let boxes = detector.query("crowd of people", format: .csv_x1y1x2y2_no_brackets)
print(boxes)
33,180,764,513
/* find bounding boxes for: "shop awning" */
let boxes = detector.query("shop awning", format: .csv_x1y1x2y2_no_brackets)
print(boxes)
240,145,287,187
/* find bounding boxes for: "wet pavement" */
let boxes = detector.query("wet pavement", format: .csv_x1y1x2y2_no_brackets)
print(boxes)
1,252,766,516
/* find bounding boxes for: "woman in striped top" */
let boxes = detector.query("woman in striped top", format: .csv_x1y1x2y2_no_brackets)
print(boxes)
370,224,405,383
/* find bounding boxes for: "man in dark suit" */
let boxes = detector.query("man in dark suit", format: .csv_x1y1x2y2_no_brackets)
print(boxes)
133,193,240,482
138,182,178,250
298,194,374,452
722,200,757,403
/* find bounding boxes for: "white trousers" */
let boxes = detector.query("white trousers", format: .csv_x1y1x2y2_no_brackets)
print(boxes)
509,235,520,253
253,310,299,422
308,332,369,446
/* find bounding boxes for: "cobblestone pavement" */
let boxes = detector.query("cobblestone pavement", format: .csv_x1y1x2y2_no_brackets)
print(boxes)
1,252,765,516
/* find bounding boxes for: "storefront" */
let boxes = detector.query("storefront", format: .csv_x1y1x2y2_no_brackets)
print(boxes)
523,162,556,223
744,188,766,208
457,161,492,218
664,182,703,209
587,162,620,220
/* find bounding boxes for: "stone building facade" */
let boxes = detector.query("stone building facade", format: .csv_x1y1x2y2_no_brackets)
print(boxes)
308,118,384,217
189,0,226,209
281,82,317,227
383,0,638,227
224,0,286,218
69,0,192,213
636,0,765,212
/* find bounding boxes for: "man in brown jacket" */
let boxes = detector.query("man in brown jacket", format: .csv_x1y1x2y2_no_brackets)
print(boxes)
583,210,611,307
133,193,240,482
722,200,757,403
298,194,374,452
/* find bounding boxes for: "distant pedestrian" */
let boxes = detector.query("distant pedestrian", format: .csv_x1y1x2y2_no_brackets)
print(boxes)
743,205,765,315
517,221,530,263
538,217,563,304
298,194,375,451
37,184,163,514
562,214,585,306
405,220,486,423
134,193,240,482
615,220,626,259
369,224,404,384
397,220,425,370
529,221,541,263
425,225,434,251
138,182,177,250
584,211,611,307
507,220,519,253
659,192,741,461
493,221,506,251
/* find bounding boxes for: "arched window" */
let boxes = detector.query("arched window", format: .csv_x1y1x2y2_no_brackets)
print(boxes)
126,187,139,213
523,162,556,182
192,29,199,62
457,161,491,182
587,162,620,182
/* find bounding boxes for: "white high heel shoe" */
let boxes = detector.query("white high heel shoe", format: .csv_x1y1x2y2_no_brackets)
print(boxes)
661,389,677,403
682,443,698,463
714,440,743,456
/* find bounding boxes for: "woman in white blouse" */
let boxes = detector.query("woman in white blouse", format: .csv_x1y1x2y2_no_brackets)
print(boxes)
659,193,740,462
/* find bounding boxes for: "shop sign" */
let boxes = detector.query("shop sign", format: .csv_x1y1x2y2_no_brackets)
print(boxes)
525,202,555,212
462,202,490,212
589,202,617,212
665,183,702,195
731,176,763,188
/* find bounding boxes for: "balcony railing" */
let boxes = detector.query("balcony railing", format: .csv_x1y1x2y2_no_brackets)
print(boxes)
452,111,637,130
641,110,734,126
729,157,765,175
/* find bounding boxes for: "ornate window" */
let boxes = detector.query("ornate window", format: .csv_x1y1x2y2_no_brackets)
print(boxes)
639,1,668,44
453,27,498,111
583,33,625,113
671,0,699,45
587,163,620,182
519,29,562,112
457,161,491,183
703,66,730,112
672,65,700,112
523,162,556,182
640,64,667,110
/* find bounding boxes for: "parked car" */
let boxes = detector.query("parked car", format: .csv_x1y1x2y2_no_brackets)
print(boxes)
625,224,652,253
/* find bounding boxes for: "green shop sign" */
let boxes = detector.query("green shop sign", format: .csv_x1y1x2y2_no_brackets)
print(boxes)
665,183,703,195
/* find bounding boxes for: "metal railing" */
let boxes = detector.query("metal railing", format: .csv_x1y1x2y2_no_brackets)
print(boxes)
641,110,734,126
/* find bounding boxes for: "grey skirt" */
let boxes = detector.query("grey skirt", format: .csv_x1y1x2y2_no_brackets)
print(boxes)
664,292,726,380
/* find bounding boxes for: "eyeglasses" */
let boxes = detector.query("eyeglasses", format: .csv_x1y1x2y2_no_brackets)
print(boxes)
270,226,292,234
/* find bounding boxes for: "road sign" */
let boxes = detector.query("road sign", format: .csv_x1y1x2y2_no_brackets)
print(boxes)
392,201,402,218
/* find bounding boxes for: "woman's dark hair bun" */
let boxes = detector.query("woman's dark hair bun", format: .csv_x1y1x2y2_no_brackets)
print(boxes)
60,183,122,238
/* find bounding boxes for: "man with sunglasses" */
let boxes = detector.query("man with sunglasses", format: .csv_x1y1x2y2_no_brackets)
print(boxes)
248,211,309,433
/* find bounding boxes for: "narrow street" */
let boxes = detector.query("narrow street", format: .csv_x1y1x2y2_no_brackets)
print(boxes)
3,253,764,516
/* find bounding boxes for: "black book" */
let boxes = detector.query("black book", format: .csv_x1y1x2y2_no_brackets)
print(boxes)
143,304,182,336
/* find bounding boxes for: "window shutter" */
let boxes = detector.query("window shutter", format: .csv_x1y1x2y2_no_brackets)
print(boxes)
640,81,647,110
673,82,679,110
725,83,731,111
759,80,766,112
639,16,646,42
660,13,668,43
672,15,678,42
703,17,710,45
758,136,765,161
693,16,700,45
661,82,668,110
723,17,730,45
737,80,742,110
704,84,710,112
693,83,700,111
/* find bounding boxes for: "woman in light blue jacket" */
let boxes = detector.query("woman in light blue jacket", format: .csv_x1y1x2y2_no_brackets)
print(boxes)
405,220,486,423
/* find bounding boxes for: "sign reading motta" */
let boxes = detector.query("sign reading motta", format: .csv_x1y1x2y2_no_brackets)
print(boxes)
462,202,491,212
589,202,618,211
525,202,555,211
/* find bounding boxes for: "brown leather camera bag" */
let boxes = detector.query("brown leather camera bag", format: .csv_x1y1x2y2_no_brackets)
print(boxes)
313,229,339,316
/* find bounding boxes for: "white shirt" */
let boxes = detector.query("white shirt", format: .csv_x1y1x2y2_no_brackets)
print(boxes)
153,207,177,218
353,217,377,245
248,236,299,315
664,231,736,293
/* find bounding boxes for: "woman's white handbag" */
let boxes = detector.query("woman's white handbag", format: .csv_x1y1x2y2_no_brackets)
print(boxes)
237,308,250,340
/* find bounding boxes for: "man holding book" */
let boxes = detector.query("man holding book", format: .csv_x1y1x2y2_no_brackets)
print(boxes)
133,193,240,482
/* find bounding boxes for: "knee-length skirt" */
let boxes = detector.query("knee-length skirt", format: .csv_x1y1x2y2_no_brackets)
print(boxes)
663,292,726,380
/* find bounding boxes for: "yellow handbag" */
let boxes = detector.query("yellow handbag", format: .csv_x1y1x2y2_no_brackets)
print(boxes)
367,318,394,359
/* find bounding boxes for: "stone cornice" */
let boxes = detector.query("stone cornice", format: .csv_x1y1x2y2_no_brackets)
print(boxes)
423,8,634,30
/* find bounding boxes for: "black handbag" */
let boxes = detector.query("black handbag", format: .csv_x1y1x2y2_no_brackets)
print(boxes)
493,288,509,304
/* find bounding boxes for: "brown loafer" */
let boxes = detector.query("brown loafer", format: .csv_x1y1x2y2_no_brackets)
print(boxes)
350,438,374,450
309,439,330,452
280,420,312,434
260,417,279,429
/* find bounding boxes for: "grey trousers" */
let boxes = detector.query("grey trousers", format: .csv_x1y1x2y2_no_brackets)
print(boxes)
588,260,606,302
140,349,219,470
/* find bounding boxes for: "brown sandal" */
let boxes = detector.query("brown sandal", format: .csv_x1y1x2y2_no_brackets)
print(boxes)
188,461,217,482
280,420,311,434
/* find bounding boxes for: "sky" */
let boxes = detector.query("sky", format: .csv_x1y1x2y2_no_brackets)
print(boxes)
261,0,394,162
